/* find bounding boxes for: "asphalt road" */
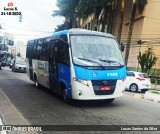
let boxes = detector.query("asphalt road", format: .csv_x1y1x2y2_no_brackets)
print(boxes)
0,67,160,134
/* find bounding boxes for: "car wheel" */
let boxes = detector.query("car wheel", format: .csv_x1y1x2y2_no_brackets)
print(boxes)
130,84,138,92
104,98,115,103
0,66,1,70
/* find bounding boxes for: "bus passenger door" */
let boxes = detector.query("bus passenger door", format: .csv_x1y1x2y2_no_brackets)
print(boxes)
28,43,34,81
49,41,58,91
29,59,34,81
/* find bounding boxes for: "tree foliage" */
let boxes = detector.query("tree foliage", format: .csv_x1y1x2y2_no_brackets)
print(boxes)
137,47,158,74
52,0,115,31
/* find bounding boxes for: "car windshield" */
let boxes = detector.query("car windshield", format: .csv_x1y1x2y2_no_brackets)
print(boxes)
139,74,148,78
16,60,26,65
70,35,124,68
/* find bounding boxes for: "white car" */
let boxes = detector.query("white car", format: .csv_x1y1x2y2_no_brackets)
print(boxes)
125,71,151,93
12,59,26,73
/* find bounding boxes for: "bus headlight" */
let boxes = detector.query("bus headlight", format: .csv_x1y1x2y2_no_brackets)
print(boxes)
73,77,89,87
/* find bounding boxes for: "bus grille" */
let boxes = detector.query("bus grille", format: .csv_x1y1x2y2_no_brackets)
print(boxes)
91,80,117,95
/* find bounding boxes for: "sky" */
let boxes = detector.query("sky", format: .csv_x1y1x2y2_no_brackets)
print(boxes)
0,0,64,43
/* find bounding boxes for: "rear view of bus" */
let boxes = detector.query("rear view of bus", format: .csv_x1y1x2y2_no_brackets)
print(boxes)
69,29,126,102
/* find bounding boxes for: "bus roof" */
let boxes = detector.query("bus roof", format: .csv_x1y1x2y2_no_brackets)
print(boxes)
52,29,114,38
28,29,115,44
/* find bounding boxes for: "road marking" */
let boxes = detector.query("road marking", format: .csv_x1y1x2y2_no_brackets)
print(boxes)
0,117,7,134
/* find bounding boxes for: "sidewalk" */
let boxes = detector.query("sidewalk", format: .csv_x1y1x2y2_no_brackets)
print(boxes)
0,88,37,134
156,85,160,90
124,90,160,103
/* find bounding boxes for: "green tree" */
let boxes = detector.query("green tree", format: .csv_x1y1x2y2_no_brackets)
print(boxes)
137,52,147,73
125,0,148,65
52,0,79,30
77,0,114,31
137,47,158,74
117,0,125,43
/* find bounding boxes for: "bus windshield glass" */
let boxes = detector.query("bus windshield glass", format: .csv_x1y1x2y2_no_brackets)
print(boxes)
70,35,125,67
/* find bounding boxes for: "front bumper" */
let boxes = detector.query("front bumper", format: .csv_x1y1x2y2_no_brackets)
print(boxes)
71,80,125,100
15,67,26,72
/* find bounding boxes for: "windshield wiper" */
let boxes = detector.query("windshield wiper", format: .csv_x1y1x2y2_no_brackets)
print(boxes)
99,58,124,66
77,58,105,69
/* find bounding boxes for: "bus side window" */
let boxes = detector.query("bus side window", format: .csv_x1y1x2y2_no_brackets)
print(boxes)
42,43,49,61
58,40,70,66
33,41,37,59
36,45,42,60
49,43,53,58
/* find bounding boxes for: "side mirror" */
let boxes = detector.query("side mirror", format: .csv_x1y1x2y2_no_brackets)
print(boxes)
119,43,124,52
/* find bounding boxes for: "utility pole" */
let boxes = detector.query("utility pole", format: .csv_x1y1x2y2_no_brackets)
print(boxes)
137,40,146,71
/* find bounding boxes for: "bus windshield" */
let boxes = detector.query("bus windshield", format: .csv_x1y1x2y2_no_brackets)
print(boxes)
70,35,125,68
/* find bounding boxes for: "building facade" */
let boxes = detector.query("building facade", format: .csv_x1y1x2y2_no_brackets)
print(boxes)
79,0,160,76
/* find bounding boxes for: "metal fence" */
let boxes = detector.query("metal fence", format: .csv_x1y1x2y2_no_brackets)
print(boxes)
151,78,160,89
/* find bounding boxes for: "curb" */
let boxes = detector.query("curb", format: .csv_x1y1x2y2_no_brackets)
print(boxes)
124,91,160,103
133,94,144,100
0,88,38,134
124,92,144,100
144,91,160,103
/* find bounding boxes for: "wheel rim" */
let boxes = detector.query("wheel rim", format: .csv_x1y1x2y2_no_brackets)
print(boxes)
63,90,67,100
131,85,137,92
35,79,38,87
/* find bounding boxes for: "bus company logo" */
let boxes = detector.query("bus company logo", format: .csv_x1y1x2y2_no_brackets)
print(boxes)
2,126,11,131
102,81,108,85
92,72,97,78
1,2,22,16
8,2,14,7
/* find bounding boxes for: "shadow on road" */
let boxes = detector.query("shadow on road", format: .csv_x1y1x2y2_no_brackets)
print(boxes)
37,85,120,108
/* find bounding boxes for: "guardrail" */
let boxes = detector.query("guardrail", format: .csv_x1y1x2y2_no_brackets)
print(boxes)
151,78,157,89
151,78,160,89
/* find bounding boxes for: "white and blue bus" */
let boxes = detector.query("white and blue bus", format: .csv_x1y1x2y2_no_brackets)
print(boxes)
26,29,126,102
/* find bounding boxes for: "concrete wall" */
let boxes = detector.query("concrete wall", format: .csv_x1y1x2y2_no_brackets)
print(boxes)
113,0,160,70
79,0,160,71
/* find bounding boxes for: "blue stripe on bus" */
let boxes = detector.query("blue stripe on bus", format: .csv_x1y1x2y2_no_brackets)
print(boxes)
52,30,69,36
58,63,71,98
74,65,126,80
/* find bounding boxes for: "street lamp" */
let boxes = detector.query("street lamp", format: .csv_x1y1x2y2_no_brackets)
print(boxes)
137,40,146,71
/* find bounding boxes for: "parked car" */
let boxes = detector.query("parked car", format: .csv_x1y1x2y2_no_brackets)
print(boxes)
0,58,5,69
125,71,151,93
12,59,26,73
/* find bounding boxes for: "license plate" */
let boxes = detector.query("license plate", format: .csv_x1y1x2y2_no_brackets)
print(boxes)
100,86,110,91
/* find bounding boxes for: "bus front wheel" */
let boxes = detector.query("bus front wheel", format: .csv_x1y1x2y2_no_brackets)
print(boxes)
60,84,71,103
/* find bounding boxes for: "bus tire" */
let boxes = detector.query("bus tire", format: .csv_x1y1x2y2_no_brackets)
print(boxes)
34,75,40,88
0,66,1,70
104,98,115,103
60,83,71,103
